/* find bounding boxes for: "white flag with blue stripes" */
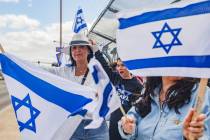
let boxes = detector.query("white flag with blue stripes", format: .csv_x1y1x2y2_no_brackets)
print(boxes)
85,59,121,129
0,53,96,140
117,0,210,78
73,7,88,33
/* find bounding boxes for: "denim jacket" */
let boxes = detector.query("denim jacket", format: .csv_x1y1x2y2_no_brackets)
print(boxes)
118,86,210,140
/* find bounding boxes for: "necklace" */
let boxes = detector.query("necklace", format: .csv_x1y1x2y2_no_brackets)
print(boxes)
75,67,87,76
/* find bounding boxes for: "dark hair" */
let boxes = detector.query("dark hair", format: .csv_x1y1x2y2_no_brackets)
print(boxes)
135,77,199,118
110,61,117,71
117,58,121,61
69,45,93,66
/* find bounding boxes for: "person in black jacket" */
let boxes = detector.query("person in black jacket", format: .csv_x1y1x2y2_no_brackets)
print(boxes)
91,43,144,140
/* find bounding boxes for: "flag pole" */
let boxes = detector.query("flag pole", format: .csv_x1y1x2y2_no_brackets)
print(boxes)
60,0,63,49
0,43,5,53
120,106,126,116
189,78,208,140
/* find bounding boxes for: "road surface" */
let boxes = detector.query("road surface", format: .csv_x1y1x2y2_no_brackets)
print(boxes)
0,80,21,140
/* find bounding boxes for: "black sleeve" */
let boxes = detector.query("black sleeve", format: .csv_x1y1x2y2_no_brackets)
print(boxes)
95,50,122,85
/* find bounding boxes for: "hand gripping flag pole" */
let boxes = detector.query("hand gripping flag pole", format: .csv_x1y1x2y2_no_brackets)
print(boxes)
189,78,208,140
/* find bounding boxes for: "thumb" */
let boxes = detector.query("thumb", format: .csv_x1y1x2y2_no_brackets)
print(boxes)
126,115,135,123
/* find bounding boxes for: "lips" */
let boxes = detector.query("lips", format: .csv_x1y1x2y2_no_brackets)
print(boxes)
75,54,82,57
119,70,124,74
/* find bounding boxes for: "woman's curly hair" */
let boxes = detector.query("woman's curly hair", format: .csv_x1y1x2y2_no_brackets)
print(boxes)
135,77,199,118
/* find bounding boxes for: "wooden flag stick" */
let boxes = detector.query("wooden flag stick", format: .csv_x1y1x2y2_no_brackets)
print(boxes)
120,105,126,116
0,43,5,53
189,78,208,140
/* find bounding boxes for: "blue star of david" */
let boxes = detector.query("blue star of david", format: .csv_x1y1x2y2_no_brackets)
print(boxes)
116,84,132,105
76,16,84,25
11,94,40,133
152,22,182,54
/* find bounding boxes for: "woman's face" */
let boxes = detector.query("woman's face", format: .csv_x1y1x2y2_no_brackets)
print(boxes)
116,60,130,78
71,45,89,63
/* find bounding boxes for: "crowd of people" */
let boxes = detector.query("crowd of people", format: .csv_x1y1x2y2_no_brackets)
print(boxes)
47,33,210,140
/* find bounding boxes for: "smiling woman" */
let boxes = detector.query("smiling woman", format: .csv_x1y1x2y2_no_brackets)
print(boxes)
45,33,110,140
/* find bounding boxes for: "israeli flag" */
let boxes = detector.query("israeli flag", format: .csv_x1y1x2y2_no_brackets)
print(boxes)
85,59,121,129
117,0,210,78
56,52,68,67
73,7,88,33
0,53,96,140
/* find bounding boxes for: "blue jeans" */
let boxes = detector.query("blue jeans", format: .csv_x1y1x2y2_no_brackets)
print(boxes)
70,120,109,140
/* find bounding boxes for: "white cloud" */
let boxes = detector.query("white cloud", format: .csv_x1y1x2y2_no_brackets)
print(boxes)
0,15,40,30
0,15,75,63
0,0,19,3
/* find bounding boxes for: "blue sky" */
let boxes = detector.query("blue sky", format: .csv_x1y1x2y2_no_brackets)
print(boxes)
0,0,108,25
0,0,109,63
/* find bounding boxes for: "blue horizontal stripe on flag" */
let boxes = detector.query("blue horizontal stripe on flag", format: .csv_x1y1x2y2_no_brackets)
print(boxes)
119,1,210,29
123,55,210,70
74,23,87,33
0,54,92,113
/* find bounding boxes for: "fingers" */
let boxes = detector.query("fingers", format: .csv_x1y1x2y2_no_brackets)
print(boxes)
190,120,205,128
89,39,96,46
121,115,135,125
188,132,204,139
126,115,135,123
121,115,136,134
183,108,194,128
188,114,206,133
195,114,206,122
184,109,207,140
188,126,204,133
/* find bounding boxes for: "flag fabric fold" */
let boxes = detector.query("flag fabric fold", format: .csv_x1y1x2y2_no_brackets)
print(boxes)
117,0,210,78
85,59,121,129
0,53,96,140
